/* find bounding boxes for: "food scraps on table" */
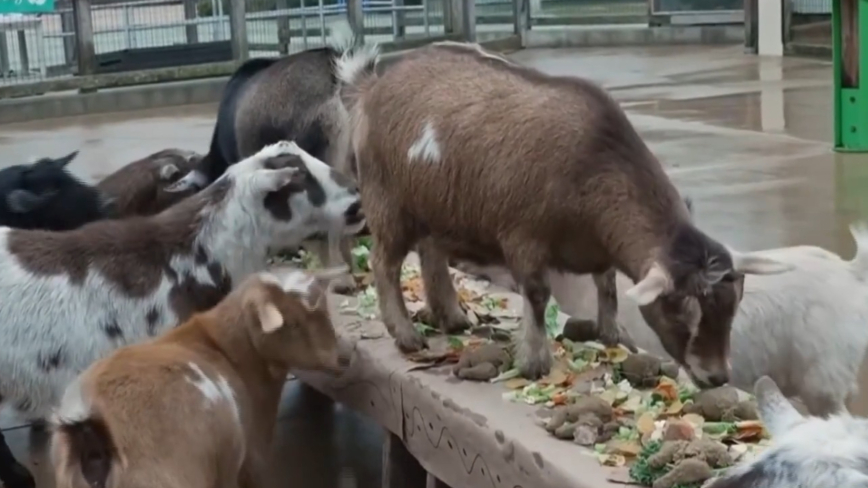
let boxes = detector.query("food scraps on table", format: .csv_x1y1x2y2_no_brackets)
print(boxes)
333,239,770,487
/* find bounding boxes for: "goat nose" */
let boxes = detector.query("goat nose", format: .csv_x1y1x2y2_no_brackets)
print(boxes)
344,201,364,226
707,372,729,388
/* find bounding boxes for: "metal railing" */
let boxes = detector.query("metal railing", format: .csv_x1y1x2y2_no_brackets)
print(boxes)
0,0,664,88
0,0,745,95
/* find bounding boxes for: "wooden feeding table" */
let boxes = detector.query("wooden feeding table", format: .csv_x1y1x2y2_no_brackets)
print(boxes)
288,251,771,488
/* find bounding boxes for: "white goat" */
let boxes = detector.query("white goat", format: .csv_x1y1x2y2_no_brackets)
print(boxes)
704,376,868,488
0,141,364,488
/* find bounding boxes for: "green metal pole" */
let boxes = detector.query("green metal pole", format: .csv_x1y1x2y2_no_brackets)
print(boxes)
835,0,868,152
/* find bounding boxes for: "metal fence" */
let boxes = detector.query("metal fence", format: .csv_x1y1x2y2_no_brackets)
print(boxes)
0,0,743,92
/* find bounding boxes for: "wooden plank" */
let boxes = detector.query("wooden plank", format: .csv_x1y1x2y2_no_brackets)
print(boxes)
426,473,450,488
383,433,426,488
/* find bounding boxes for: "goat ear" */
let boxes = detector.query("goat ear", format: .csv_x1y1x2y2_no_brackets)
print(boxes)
254,167,301,194
683,196,694,218
53,151,79,168
165,169,208,193
729,249,794,275
754,376,802,437
99,195,118,216
159,163,181,181
7,189,51,213
625,263,672,306
258,302,284,333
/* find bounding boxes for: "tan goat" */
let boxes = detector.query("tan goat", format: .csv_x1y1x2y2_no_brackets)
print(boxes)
335,41,791,382
50,266,350,488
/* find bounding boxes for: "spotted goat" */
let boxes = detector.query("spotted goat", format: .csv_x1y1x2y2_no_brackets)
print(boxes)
702,376,868,488
51,267,350,488
336,41,792,381
0,151,116,231
0,140,364,488
96,148,204,217
166,21,364,293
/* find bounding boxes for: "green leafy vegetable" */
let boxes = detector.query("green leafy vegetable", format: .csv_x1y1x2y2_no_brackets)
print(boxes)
544,301,560,338
629,441,701,488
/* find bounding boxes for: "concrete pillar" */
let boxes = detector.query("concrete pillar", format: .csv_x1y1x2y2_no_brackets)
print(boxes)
229,0,248,61
73,0,96,76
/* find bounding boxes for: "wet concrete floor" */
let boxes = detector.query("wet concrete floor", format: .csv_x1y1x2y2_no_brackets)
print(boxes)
0,45,848,487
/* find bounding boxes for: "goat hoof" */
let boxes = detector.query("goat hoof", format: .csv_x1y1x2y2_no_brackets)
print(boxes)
417,307,472,335
331,275,358,295
517,345,553,380
1,462,36,488
599,323,638,353
394,328,428,353
440,314,472,334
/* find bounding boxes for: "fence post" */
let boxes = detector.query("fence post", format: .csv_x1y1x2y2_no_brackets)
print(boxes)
443,0,454,34
183,0,199,44
460,0,475,42
61,3,77,68
73,0,96,76
743,0,757,54
513,0,528,41
347,0,365,44
276,0,290,55
448,0,462,36
229,1,248,61
392,0,406,40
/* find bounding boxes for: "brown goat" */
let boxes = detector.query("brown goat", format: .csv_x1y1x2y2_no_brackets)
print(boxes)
97,149,203,217
50,266,350,488
336,41,792,383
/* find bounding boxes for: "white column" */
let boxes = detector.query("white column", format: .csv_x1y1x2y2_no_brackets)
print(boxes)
759,60,785,132
757,0,784,56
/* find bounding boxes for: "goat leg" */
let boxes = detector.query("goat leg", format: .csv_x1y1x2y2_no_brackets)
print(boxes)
306,238,357,294
418,239,471,334
0,430,34,488
514,272,554,380
593,268,637,352
372,242,427,352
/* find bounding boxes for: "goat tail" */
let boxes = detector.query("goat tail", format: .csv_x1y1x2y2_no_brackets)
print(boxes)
53,413,119,488
849,221,868,282
330,20,380,103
